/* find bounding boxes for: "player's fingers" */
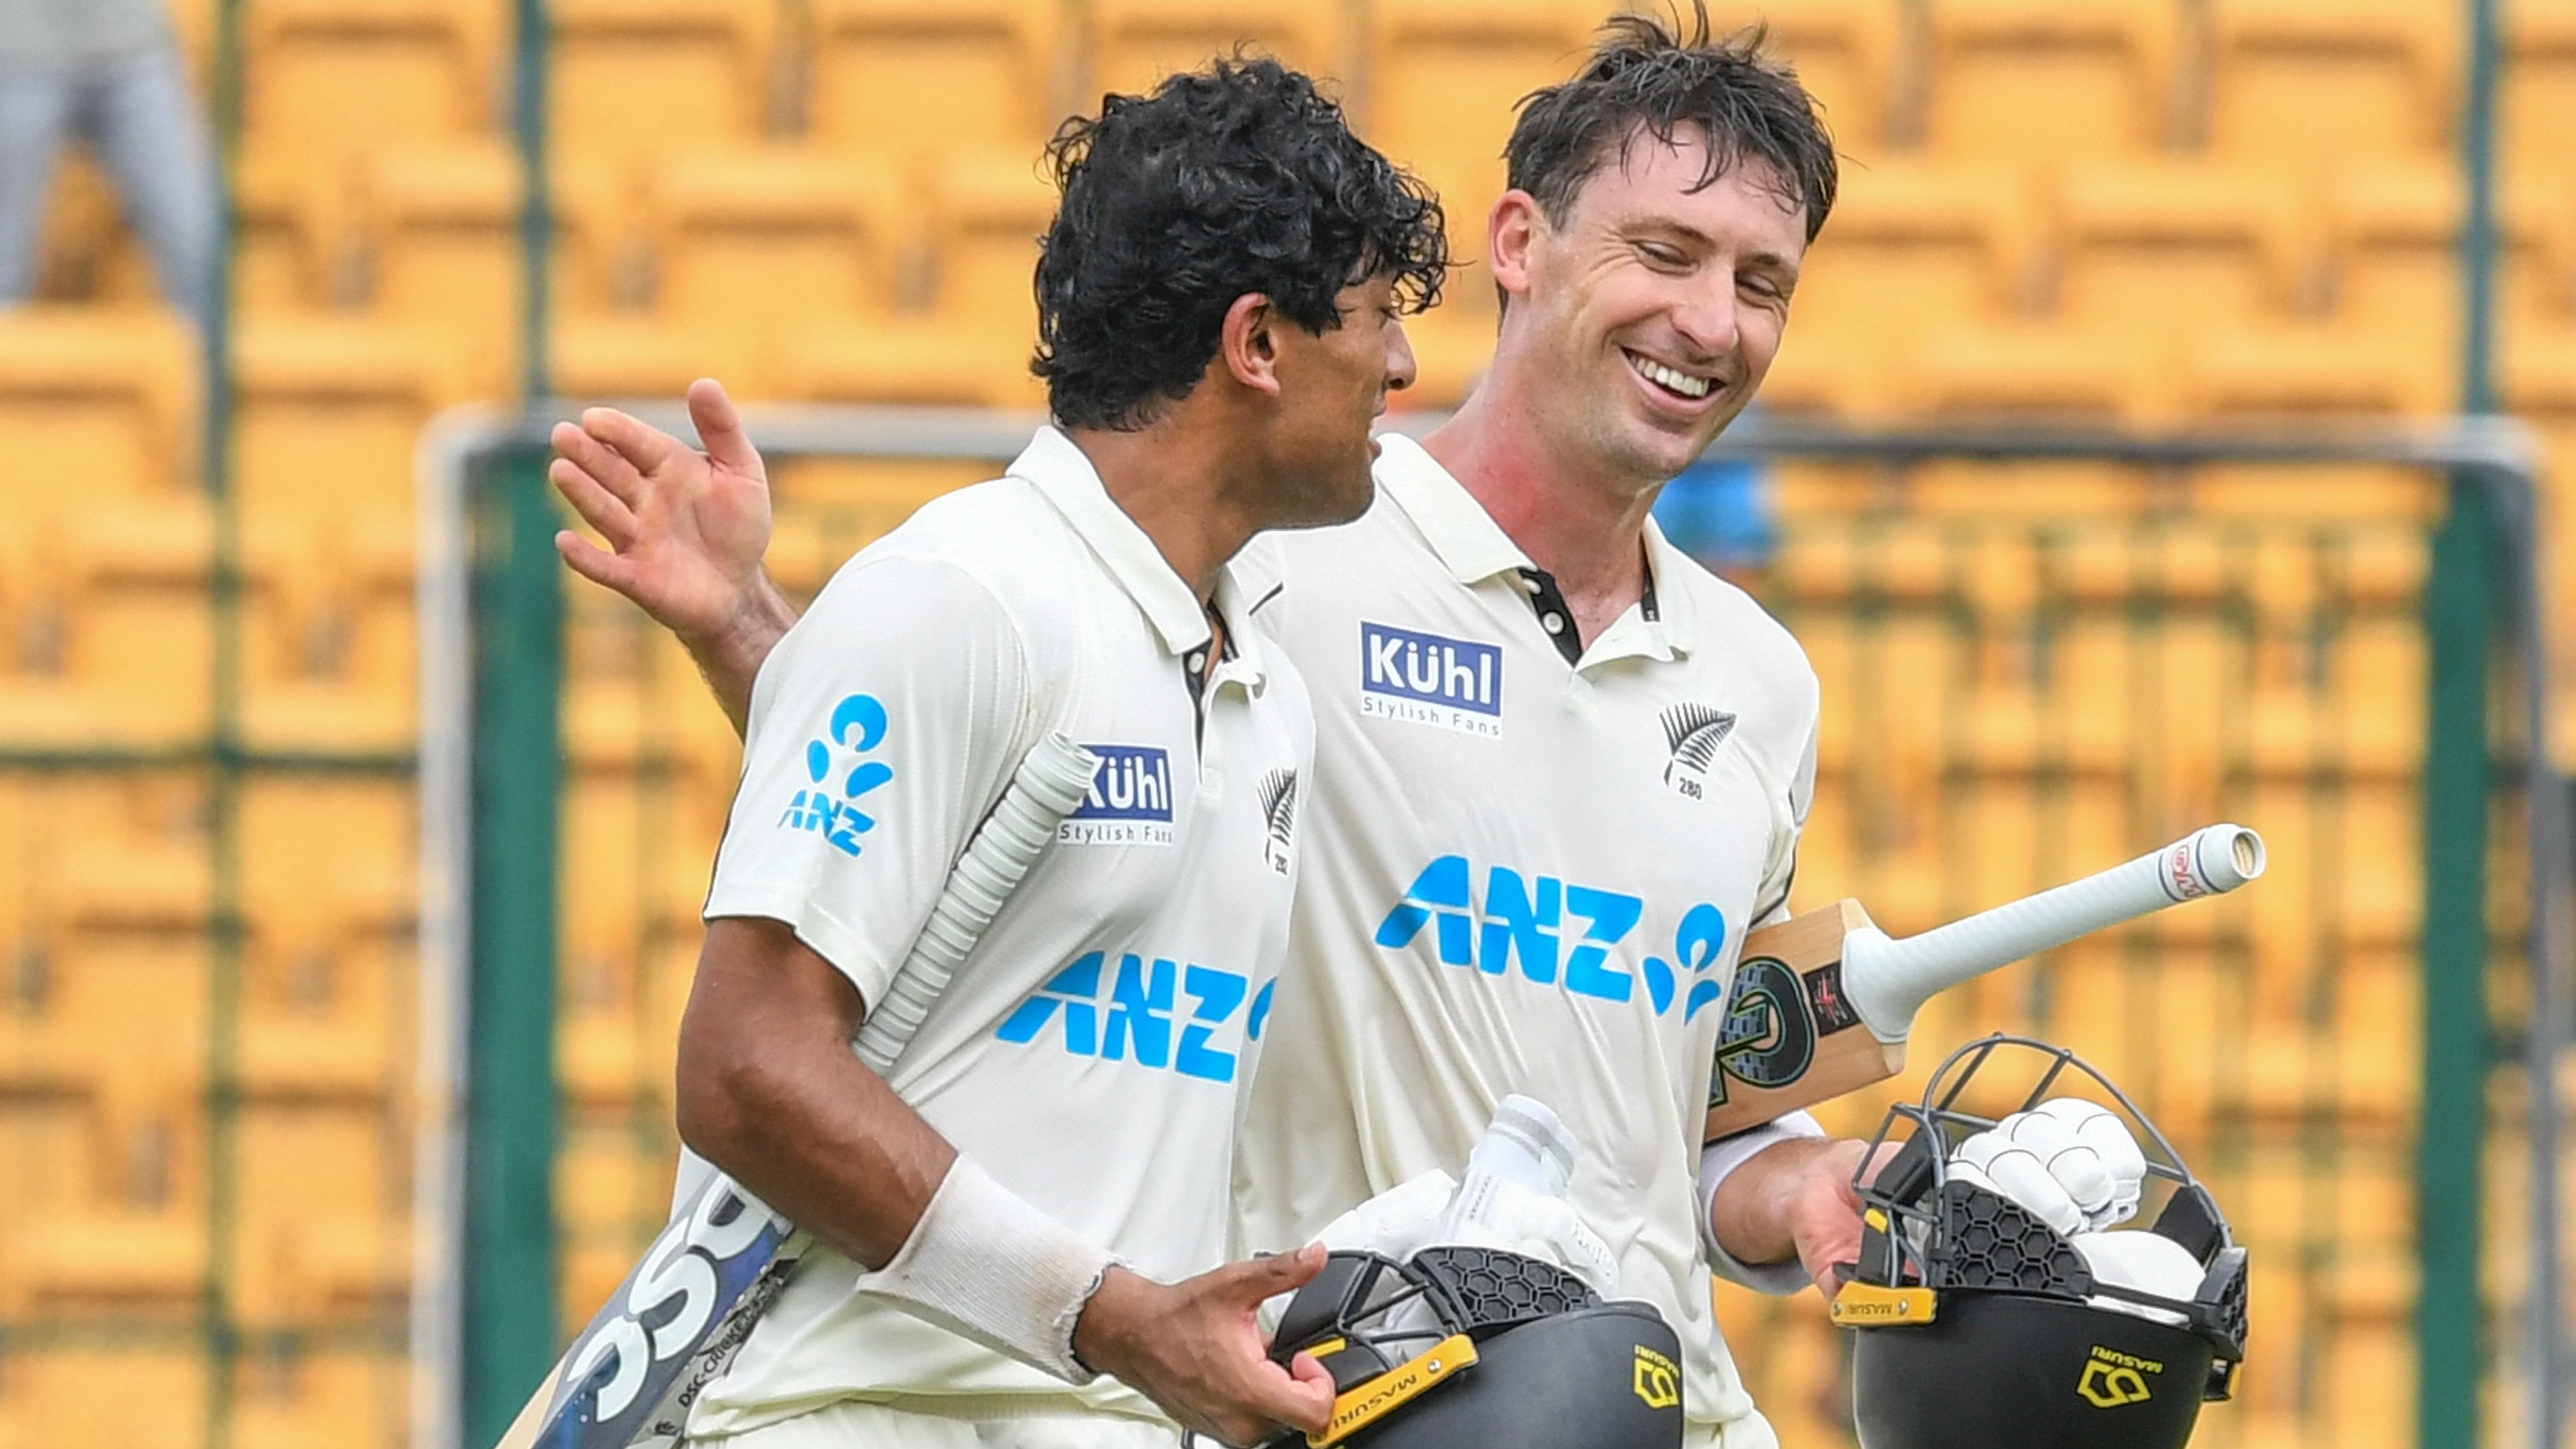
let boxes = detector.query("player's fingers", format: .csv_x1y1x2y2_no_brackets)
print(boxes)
556,417,649,505
688,377,763,476
584,405,683,480
1238,1353,1336,1437
548,458,640,547
1218,1243,1327,1307
556,530,638,594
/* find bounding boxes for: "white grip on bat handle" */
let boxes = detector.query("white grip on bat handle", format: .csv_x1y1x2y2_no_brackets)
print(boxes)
1841,823,2266,1044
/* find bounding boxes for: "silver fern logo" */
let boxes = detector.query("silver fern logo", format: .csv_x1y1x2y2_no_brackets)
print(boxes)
1258,769,1299,875
1660,704,1736,799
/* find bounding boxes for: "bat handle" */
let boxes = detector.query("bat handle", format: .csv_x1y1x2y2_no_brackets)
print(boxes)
1841,823,2266,1044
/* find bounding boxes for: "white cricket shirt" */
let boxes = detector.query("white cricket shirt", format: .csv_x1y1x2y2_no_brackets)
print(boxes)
1231,434,1820,1434
691,427,1312,1433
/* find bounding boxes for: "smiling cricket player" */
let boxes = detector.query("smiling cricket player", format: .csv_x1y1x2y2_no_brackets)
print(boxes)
554,10,1896,1449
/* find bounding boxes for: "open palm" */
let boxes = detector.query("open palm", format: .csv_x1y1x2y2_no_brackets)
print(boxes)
549,377,776,643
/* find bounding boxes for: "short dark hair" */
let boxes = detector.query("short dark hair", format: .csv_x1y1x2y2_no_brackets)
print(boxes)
1032,57,1449,432
1504,2,1838,243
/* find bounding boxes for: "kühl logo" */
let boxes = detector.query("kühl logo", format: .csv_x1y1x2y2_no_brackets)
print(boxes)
1061,745,1176,847
996,951,1277,1082
1360,622,1503,737
779,693,894,857
1373,856,1730,1016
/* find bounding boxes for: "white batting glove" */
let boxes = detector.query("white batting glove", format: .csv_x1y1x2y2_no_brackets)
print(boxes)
1948,1099,2148,1235
1433,1176,1622,1298
2072,1229,2205,1327
2032,1097,2147,1227
1313,1169,1459,1263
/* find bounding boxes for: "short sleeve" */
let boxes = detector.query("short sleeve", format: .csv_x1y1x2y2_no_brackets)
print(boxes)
1752,716,1817,928
704,555,1033,1012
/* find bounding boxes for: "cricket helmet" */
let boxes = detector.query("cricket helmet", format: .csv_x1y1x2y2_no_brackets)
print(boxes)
1257,1246,1684,1449
1833,1035,2250,1449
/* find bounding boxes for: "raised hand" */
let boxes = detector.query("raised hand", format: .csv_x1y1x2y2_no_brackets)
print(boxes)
1073,1247,1339,1448
549,379,795,730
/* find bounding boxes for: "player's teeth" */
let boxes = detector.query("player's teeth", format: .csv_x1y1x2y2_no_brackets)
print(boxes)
1631,354,1711,399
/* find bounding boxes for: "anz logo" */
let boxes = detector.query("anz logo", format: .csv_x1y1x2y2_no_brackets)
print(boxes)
779,693,895,857
1060,744,1176,847
1373,855,1732,1018
996,950,1277,1083
1360,622,1503,737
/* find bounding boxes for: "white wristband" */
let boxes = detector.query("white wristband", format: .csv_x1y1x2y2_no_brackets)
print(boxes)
855,1153,1120,1383
1697,1111,1827,1297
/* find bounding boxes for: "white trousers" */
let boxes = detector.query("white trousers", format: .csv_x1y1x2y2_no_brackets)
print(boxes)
690,1400,1180,1449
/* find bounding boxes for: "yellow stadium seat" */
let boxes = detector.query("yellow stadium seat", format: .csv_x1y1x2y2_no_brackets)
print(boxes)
2507,1,2576,176
550,0,775,178
808,0,1061,173
1368,0,1598,337
236,1103,403,1320
1090,0,1346,101
0,1345,204,1449
1706,0,1899,156
367,143,527,398
235,319,459,531
2054,162,2303,373
552,313,753,401
549,158,645,314
234,156,359,315
1786,159,2032,409
57,503,219,747
1894,323,2157,423
238,771,418,941
0,510,198,749
652,150,914,379
0,309,198,523
2209,0,2457,171
2328,162,2564,349
232,1348,402,1449
789,319,1038,409
244,0,500,177
924,152,1053,368
1925,0,2175,170
2184,326,2447,421
29,779,214,941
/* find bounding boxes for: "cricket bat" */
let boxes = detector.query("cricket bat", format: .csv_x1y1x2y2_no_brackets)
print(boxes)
492,733,1101,1449
1704,823,2265,1140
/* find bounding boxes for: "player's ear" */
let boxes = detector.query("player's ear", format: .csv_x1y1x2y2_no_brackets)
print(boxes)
1490,190,1544,306
1218,292,1284,398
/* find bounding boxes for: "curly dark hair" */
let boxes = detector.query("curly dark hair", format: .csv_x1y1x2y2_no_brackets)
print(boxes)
1505,1,1837,244
1032,57,1449,432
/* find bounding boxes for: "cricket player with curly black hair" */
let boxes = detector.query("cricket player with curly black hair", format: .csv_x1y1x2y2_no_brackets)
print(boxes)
550,57,1448,1449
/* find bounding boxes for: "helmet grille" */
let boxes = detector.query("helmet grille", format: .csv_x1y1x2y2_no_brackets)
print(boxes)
1934,1184,2094,1298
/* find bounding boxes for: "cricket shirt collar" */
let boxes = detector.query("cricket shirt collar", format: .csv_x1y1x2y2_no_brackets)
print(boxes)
1374,431,1698,668
1010,425,1270,693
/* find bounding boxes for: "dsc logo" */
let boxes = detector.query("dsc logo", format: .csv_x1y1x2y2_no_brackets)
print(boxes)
1373,855,1730,1018
1360,622,1503,737
995,950,1276,1082
557,1180,788,1426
